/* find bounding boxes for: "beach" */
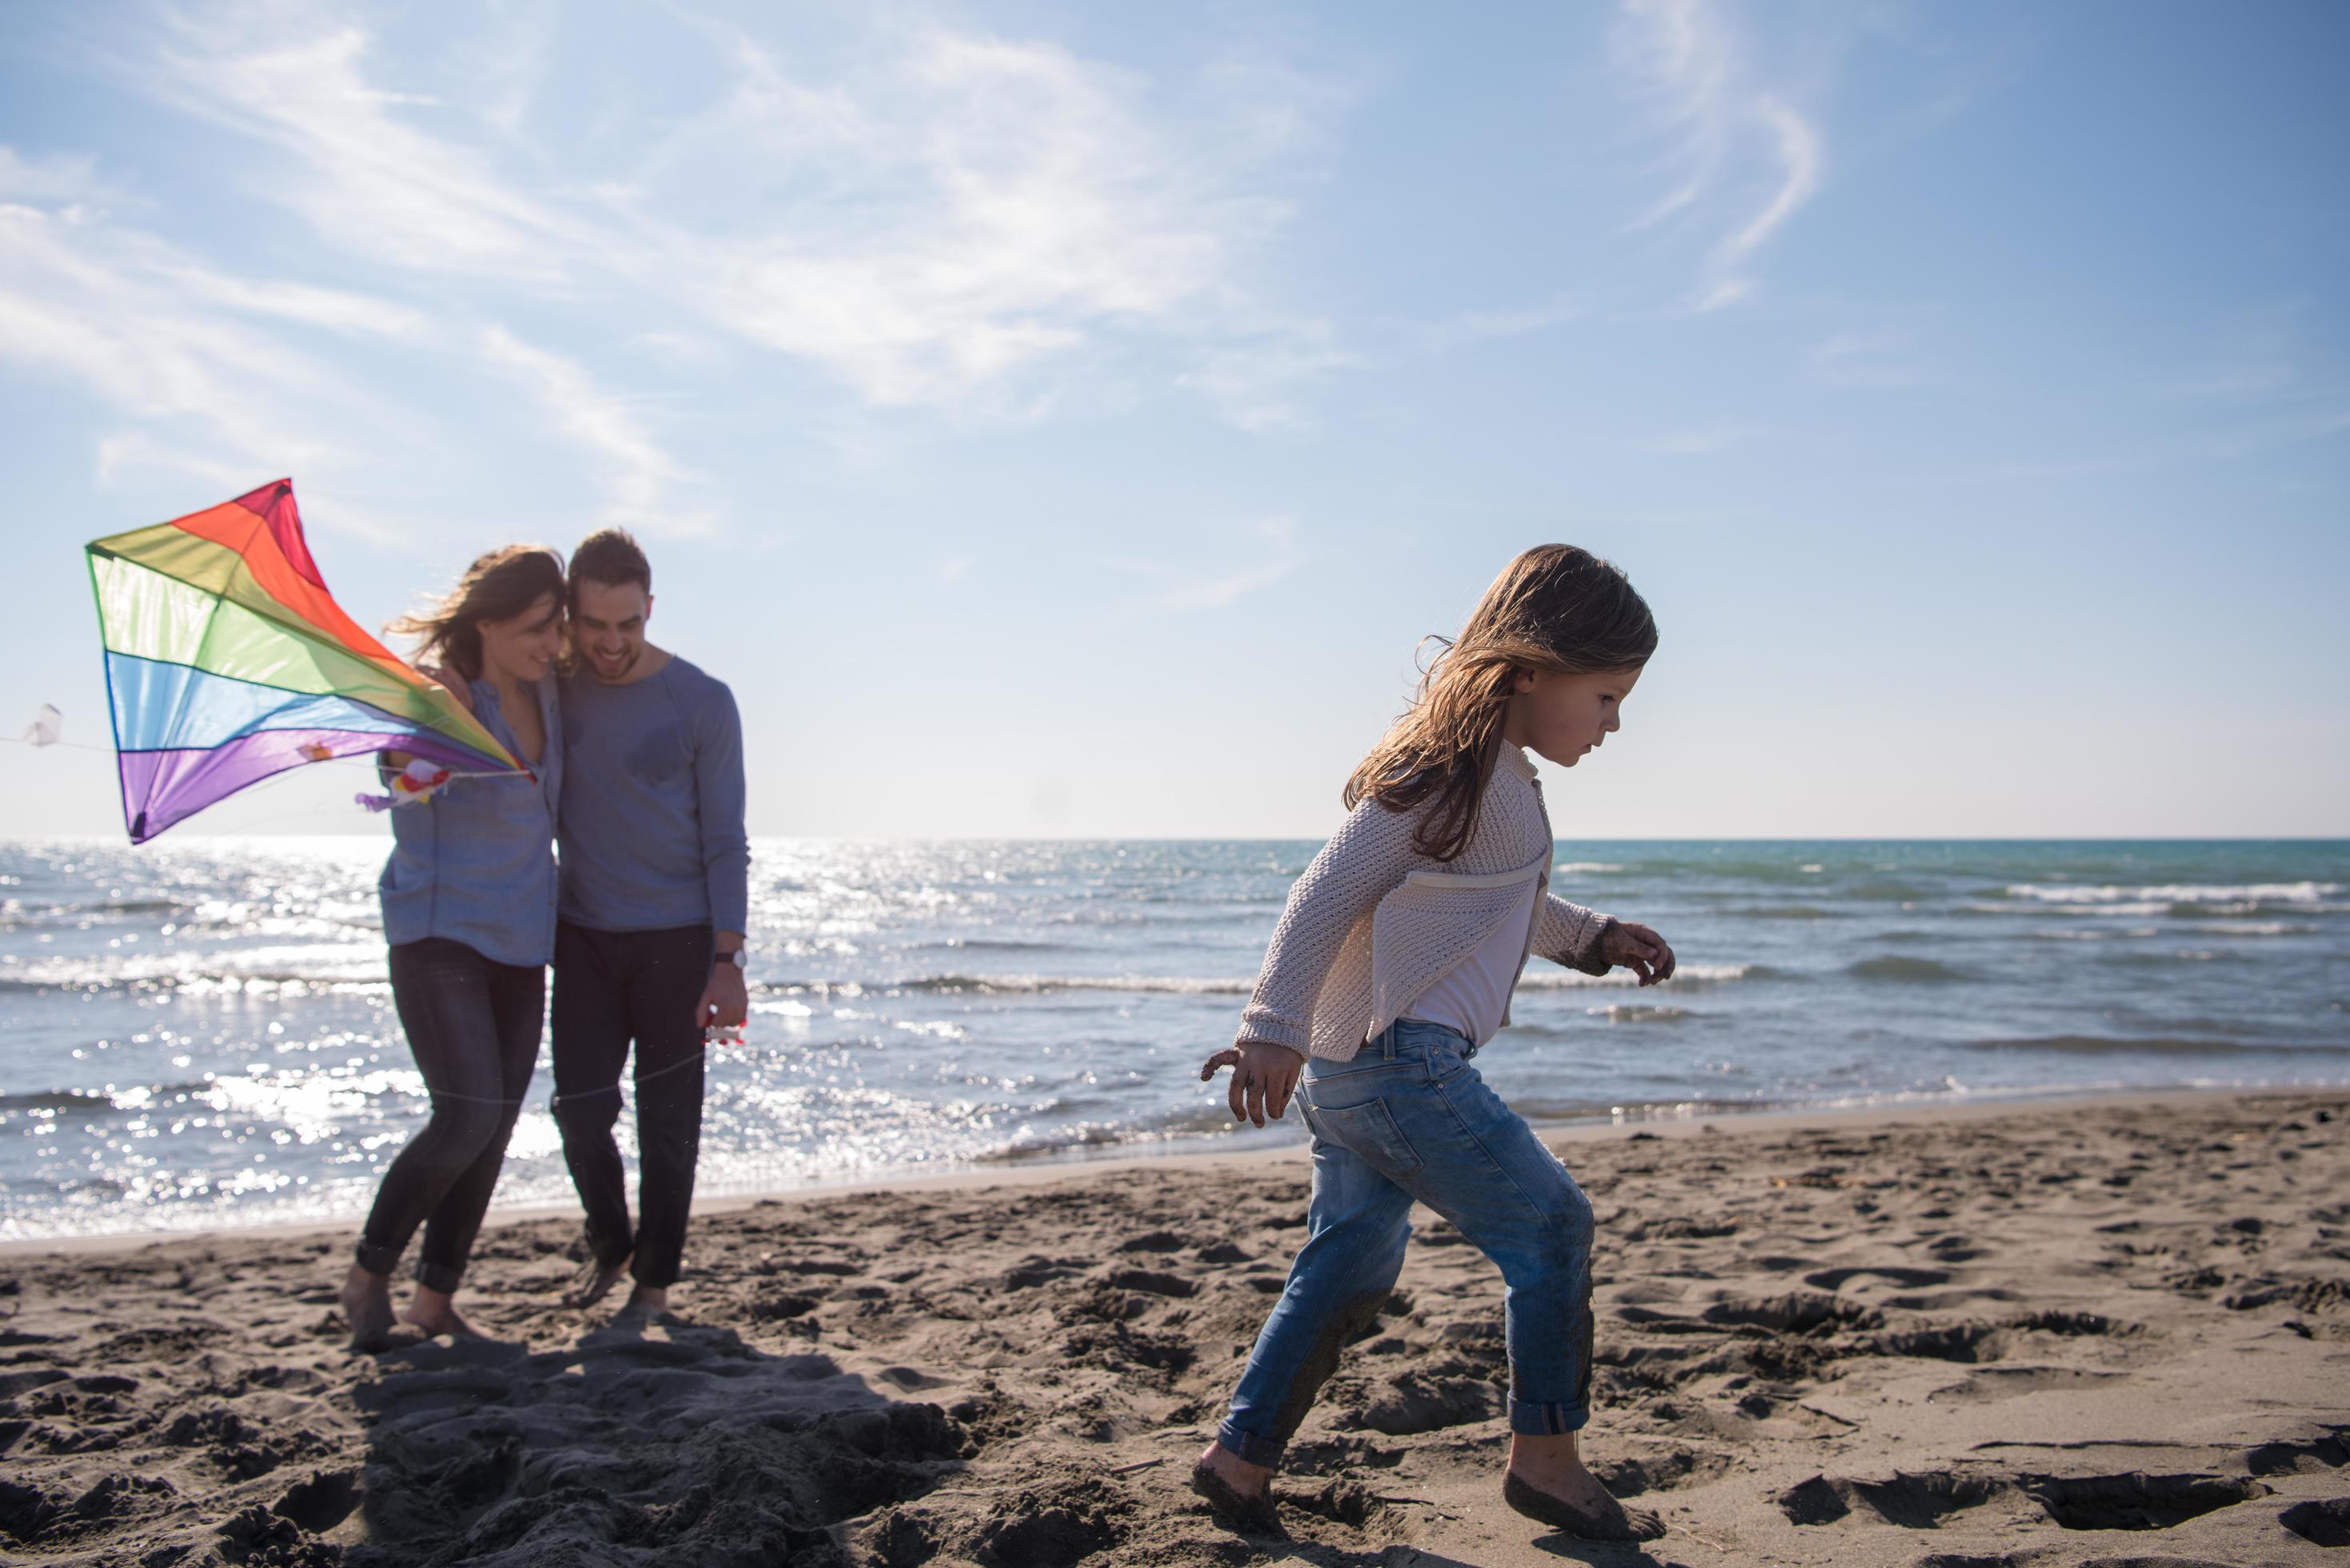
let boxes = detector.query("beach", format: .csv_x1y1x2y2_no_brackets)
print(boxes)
4,1086,2345,1566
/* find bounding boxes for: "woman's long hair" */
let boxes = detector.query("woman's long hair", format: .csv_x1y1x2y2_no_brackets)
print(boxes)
1345,545,1657,862
386,545,566,683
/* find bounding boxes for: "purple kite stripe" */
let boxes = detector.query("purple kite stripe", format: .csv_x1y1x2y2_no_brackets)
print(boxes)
119,730,513,843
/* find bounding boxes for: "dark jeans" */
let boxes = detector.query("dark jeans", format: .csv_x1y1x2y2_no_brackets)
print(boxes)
357,938,545,1293
550,921,712,1289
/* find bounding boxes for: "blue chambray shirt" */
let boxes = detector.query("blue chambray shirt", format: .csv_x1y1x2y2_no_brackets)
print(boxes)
378,677,563,967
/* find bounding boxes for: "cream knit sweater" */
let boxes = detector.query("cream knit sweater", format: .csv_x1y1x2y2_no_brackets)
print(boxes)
1236,745,1616,1062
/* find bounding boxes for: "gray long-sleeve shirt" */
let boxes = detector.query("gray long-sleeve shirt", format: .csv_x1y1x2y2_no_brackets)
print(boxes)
557,655,749,934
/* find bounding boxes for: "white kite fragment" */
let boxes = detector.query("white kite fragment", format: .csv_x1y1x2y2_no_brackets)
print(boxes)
23,705,61,746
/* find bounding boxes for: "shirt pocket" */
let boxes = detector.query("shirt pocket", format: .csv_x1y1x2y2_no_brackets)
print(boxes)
1300,1093,1425,1177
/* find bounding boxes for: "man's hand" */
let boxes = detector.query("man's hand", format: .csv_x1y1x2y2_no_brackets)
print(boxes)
697,962,749,1034
1199,1041,1306,1128
1600,920,1677,986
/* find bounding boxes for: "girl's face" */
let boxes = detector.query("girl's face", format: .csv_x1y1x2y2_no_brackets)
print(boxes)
1504,664,1643,769
476,590,564,685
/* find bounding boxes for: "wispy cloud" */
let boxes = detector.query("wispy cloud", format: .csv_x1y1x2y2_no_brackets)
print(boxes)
1635,423,1766,454
0,194,409,484
1110,515,1303,610
478,326,713,537
1420,294,1584,353
1808,327,1924,390
130,4,1343,427
1611,0,1828,311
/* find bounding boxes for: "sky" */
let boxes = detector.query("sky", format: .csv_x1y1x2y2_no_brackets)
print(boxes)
2,0,2344,841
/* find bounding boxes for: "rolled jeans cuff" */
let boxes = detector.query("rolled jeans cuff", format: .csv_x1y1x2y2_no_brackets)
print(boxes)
414,1259,465,1294
354,1236,400,1278
1215,1420,1288,1469
1508,1396,1591,1437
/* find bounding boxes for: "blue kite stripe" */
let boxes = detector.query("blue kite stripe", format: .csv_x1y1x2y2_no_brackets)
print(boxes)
102,651,502,762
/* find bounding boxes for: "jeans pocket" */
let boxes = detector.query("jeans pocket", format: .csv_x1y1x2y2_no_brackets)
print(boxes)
1304,1094,1425,1177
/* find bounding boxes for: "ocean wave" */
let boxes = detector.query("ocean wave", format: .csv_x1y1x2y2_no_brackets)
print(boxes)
767,974,1256,998
1960,1034,2333,1058
1743,904,1836,919
1587,1003,1693,1023
0,1089,115,1113
1846,956,1973,984
2005,880,2343,906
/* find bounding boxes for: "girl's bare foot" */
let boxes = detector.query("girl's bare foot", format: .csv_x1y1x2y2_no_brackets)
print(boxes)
402,1284,486,1340
339,1265,395,1353
1191,1440,1284,1538
1503,1432,1664,1542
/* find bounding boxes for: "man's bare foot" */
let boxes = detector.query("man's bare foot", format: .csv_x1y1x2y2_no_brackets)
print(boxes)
612,1284,669,1322
402,1284,487,1340
1191,1440,1283,1538
339,1265,395,1353
1503,1432,1663,1542
563,1250,632,1310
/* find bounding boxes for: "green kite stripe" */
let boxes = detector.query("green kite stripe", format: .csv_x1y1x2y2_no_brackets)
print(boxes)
91,554,449,730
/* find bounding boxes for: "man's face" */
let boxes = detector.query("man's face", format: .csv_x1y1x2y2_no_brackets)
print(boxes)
571,578,651,682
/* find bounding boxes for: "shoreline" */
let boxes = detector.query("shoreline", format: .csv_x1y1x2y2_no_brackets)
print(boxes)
3,1077,2332,1260
3,1083,2342,1565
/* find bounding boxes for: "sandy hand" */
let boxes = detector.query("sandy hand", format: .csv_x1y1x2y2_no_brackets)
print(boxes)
1199,1041,1304,1128
1599,919,1676,986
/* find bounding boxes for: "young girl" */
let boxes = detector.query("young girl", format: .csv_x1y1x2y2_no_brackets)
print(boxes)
339,546,566,1350
1195,545,1674,1543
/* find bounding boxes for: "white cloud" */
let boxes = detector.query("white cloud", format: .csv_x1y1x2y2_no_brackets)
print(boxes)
142,16,590,281
1808,327,1923,390
133,5,1340,426
478,326,713,536
0,195,409,481
1111,514,1303,610
1611,0,1828,310
1421,294,1584,352
1635,424,1764,454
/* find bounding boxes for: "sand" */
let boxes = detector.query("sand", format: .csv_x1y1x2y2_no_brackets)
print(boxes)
2,1088,2346,1567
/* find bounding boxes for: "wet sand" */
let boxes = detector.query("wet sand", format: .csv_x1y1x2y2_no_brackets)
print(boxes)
3,1088,2347,1566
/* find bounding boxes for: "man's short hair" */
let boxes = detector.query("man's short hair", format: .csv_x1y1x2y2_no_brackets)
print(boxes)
570,528,651,602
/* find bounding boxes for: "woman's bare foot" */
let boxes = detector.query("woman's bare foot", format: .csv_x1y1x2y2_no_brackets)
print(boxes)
1503,1432,1664,1542
339,1265,395,1353
562,1250,632,1310
402,1284,487,1340
1191,1440,1284,1538
611,1284,669,1323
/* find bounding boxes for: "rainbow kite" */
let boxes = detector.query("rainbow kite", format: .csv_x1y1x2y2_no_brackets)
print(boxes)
86,479,526,844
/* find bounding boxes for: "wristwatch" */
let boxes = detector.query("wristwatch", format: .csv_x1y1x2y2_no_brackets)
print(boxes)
715,946,747,969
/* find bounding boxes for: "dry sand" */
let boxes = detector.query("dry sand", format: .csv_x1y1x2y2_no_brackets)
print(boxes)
2,1089,2346,1567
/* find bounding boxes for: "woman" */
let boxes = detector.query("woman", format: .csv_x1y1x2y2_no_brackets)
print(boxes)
339,545,566,1351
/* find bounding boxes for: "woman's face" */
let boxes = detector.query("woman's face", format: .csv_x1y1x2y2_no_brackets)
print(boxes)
1506,665,1643,768
476,590,563,684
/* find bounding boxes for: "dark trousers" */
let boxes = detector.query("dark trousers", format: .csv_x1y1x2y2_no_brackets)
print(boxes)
550,920,712,1289
358,938,545,1293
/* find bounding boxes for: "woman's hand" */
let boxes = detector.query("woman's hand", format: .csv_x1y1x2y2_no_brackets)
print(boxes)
420,662,475,716
1199,1041,1306,1128
1601,920,1678,986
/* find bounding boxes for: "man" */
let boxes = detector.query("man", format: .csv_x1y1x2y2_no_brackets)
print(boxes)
551,529,750,1320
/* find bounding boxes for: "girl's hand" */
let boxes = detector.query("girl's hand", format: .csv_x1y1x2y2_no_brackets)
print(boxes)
1199,1042,1305,1128
1602,920,1678,986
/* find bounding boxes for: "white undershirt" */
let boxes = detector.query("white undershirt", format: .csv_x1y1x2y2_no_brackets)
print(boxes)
1401,874,1541,1047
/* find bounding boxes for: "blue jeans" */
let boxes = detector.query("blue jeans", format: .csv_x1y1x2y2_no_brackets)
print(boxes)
1217,1018,1596,1468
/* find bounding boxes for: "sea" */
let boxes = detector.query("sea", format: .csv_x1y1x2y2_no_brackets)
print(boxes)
2,837,2344,1243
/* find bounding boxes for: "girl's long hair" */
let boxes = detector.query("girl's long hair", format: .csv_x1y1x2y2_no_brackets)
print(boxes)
1346,545,1656,862
386,545,566,683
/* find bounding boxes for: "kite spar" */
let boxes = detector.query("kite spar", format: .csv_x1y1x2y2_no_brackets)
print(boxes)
86,479,527,844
